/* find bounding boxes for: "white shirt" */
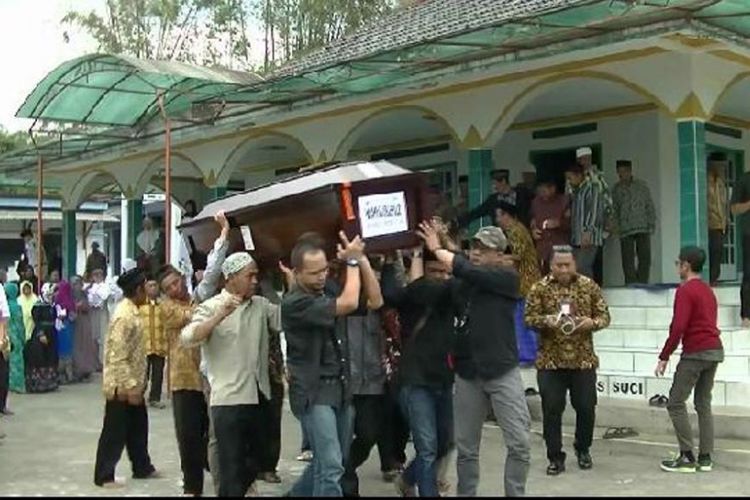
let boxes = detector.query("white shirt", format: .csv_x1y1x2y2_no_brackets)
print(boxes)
137,228,160,254
0,285,9,320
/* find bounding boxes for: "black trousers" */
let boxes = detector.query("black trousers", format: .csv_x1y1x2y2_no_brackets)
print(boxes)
259,380,285,473
212,402,266,497
620,233,651,285
593,245,604,286
93,399,155,486
342,388,408,497
708,229,724,285
0,354,8,411
145,354,165,403
537,369,597,462
382,381,410,468
742,234,750,319
172,390,208,495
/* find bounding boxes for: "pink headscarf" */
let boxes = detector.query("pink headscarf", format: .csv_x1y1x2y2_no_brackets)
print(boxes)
54,280,76,313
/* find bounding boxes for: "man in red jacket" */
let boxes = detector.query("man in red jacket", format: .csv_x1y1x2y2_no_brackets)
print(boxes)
655,246,724,473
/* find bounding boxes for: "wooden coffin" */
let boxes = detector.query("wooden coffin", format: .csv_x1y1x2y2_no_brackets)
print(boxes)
179,161,432,268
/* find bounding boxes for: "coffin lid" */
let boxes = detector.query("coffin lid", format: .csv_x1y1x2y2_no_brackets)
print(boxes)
185,160,415,227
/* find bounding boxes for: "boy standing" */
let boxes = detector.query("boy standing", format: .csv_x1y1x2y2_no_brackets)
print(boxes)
139,279,167,409
656,246,724,473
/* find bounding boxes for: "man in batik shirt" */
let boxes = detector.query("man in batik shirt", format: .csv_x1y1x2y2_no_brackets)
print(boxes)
524,245,610,477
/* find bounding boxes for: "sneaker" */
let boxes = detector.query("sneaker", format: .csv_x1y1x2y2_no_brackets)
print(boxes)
546,460,565,476
394,474,416,497
660,453,696,473
576,451,593,470
697,454,713,472
296,450,313,462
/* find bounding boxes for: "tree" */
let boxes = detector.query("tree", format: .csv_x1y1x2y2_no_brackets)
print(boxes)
257,0,396,72
0,127,31,155
62,0,255,69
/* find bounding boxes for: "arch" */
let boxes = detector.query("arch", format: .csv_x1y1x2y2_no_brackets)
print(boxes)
134,151,204,197
708,71,750,120
68,169,125,209
484,70,672,146
216,130,313,187
332,104,461,160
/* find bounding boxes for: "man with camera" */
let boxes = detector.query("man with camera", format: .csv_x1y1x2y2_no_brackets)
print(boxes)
524,245,610,476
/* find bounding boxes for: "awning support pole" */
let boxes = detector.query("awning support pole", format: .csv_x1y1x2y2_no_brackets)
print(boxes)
157,91,172,397
37,155,43,292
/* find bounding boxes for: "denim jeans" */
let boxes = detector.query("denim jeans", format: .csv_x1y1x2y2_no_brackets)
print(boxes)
400,384,454,497
288,404,355,497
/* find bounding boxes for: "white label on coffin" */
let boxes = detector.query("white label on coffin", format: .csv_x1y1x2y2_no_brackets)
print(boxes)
358,192,409,238
240,225,255,251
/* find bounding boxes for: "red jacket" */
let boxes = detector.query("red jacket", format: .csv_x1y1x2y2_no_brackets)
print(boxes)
659,278,723,360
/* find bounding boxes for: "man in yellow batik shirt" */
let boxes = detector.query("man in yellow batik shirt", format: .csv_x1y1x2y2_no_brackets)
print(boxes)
707,153,728,286
93,268,160,489
496,200,542,366
524,245,610,477
157,211,229,497
139,278,167,408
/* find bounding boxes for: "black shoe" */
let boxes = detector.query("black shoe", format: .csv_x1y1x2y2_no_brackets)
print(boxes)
576,451,593,470
546,460,566,476
660,452,696,473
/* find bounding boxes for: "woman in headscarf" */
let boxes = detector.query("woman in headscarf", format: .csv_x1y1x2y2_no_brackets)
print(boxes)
71,275,98,382
24,285,58,393
4,283,26,393
86,268,111,371
18,281,37,343
54,281,76,385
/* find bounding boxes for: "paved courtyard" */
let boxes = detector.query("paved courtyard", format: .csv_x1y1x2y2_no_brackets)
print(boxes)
0,376,748,497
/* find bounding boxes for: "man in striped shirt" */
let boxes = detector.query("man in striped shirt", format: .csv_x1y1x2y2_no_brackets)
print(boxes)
565,163,607,280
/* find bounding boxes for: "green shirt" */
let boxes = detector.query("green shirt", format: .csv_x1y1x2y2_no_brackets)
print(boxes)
612,178,656,237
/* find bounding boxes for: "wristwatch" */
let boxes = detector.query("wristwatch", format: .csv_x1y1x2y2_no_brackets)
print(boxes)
346,258,360,268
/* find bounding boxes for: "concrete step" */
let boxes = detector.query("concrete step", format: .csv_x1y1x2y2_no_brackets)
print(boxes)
520,368,750,407
594,327,750,352
608,304,741,329
524,394,750,441
596,347,750,379
603,286,740,307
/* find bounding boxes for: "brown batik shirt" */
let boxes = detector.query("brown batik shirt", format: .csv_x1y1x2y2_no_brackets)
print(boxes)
524,273,611,370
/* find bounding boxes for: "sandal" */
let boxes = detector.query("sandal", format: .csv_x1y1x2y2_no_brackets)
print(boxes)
524,387,539,396
657,395,669,407
649,394,662,407
602,426,639,440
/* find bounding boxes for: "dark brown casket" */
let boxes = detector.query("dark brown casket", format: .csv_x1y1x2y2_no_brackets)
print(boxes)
179,161,433,268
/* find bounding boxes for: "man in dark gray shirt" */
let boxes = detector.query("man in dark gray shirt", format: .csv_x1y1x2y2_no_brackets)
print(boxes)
730,171,750,327
282,231,378,497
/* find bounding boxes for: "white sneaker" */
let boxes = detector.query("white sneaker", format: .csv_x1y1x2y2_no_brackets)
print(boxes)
296,450,313,462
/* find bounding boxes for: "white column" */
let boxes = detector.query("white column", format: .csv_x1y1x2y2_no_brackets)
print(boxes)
120,195,128,273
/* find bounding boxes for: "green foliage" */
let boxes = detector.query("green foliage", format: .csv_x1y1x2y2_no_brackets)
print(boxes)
0,127,31,155
62,0,396,72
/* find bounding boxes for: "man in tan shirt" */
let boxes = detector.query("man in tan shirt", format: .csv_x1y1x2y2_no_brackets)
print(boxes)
707,154,728,286
93,268,159,488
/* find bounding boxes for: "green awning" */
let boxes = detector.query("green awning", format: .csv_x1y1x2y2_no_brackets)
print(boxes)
3,0,750,179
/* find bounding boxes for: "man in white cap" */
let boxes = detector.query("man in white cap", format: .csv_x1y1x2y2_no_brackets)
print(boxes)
182,251,281,497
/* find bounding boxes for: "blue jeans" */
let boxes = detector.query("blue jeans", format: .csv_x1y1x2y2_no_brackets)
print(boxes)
400,385,454,497
288,404,355,497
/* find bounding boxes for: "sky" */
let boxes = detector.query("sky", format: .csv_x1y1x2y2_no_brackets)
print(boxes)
0,0,102,131
0,0,267,132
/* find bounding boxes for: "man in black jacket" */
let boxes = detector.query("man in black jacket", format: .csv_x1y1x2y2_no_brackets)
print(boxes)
418,222,531,497
381,249,459,497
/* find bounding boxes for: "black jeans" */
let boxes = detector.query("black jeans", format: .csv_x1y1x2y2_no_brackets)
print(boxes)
342,394,391,496
93,399,155,486
172,390,208,495
145,354,165,403
620,233,651,284
741,234,750,319
708,229,724,285
212,402,266,497
259,380,285,473
537,369,597,462
0,354,8,411
381,380,410,468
